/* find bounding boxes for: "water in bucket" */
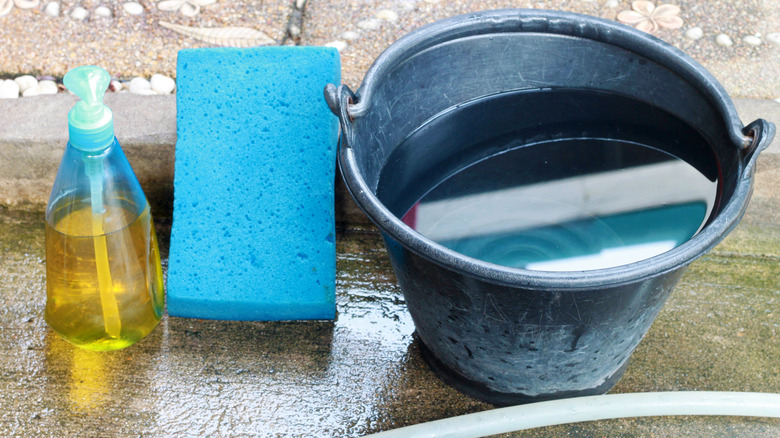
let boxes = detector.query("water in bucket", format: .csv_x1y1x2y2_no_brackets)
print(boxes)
378,88,719,271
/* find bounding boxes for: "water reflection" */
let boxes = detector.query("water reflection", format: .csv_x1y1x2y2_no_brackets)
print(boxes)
403,140,718,271
147,232,416,436
42,324,164,422
65,342,109,412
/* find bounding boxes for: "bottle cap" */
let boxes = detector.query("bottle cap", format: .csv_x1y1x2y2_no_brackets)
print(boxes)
63,66,114,153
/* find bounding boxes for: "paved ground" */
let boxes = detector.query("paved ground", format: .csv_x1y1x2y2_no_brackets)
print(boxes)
1,0,780,436
0,1,778,98
1,157,779,436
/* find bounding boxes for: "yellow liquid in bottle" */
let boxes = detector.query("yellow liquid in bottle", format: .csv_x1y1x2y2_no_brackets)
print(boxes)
45,203,164,351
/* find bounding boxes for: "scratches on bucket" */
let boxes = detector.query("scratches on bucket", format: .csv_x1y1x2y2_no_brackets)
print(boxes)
483,293,509,323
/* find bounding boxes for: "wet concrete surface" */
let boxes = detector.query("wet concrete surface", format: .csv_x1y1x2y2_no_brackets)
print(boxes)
1,154,779,437
0,207,485,436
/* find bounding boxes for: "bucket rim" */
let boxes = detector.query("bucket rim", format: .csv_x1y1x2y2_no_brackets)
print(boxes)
337,9,760,289
350,8,745,149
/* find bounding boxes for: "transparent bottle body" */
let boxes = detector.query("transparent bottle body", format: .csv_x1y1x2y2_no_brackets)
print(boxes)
45,139,164,351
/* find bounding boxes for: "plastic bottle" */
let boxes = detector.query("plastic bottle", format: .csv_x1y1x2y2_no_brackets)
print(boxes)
45,66,164,351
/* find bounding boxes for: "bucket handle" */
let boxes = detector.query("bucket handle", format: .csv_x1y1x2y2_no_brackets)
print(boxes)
324,83,776,179
741,119,776,179
324,83,358,149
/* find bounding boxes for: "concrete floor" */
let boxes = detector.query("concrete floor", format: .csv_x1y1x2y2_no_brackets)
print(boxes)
1,153,780,436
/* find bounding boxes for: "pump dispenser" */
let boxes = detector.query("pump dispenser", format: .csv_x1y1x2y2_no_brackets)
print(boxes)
45,66,164,351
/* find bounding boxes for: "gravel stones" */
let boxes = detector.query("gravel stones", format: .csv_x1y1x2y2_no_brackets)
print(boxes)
715,34,734,47
95,6,112,18
122,2,143,15
129,77,153,95
127,75,176,95
70,6,88,21
0,0,777,102
150,74,176,94
1,0,290,80
685,27,703,40
324,40,348,52
341,30,360,41
689,29,763,47
357,19,380,31
376,9,398,22
22,80,57,96
38,80,58,94
43,1,59,17
742,35,762,47
5,75,56,98
14,0,39,10
13,75,37,93
110,80,124,92
1,74,177,98
0,80,20,99
21,87,40,97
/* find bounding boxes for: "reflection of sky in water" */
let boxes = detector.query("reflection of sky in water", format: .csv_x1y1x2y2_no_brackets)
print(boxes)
526,240,677,271
407,157,717,271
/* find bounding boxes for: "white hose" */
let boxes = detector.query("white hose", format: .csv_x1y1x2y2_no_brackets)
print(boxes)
364,391,780,438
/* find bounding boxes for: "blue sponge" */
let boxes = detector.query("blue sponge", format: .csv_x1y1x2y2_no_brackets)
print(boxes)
168,47,340,320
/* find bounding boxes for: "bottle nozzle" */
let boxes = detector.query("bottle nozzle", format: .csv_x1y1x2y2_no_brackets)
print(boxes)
64,66,114,153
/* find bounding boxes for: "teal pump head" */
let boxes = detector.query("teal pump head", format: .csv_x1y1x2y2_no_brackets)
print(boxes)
63,66,114,153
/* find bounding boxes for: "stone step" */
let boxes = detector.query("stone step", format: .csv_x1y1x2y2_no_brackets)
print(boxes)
1,94,778,224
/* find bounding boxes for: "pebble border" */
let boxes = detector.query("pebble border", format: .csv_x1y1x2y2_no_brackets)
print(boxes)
1,1,778,100
0,74,176,99
322,1,780,55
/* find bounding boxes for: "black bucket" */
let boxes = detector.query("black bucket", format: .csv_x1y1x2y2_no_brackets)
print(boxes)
325,9,775,405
